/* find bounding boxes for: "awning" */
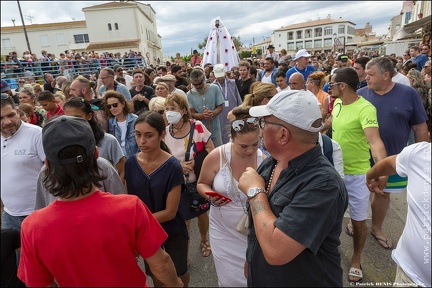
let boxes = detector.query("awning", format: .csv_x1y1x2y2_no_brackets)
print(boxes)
403,16,431,34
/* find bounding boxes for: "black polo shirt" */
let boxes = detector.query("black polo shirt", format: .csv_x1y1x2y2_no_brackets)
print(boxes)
246,145,348,287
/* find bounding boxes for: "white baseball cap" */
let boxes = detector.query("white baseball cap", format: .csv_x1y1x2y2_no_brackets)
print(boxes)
293,49,311,60
249,90,323,132
213,64,226,78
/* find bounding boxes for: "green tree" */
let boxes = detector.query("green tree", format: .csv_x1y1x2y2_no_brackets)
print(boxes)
239,50,252,59
197,35,243,52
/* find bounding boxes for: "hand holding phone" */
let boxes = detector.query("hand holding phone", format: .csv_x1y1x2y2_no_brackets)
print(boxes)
205,191,232,202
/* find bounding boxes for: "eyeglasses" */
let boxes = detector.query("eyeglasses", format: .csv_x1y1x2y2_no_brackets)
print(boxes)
19,81,26,83
106,103,120,109
328,82,344,88
232,117,259,131
259,118,289,132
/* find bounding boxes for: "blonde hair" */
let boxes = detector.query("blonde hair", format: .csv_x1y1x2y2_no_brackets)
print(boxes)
31,83,43,93
149,96,166,111
243,82,276,106
308,71,326,88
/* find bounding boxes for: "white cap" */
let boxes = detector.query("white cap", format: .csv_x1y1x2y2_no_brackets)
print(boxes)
213,64,226,78
249,90,323,133
294,49,311,60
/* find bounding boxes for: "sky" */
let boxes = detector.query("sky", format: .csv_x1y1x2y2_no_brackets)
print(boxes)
1,1,403,57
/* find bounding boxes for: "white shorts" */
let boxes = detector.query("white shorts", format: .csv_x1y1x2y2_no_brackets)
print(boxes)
344,174,369,221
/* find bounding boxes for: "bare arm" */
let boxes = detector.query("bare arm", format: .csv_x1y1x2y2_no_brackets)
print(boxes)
366,155,397,194
364,127,388,191
115,156,126,185
238,167,306,265
412,122,429,142
144,248,183,287
152,185,182,223
190,107,205,121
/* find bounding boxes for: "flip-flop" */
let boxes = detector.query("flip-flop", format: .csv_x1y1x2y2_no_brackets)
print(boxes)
345,222,354,237
348,265,363,283
371,232,393,250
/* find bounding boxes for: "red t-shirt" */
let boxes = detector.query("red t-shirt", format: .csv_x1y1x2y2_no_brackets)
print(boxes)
18,191,167,287
46,105,64,120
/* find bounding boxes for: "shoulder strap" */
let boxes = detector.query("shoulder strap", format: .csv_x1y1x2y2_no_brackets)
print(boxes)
321,134,334,166
184,121,196,161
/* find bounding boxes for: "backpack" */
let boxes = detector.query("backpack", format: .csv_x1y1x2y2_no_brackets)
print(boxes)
321,133,334,166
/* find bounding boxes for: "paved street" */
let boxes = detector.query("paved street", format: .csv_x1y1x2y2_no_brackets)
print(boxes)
142,190,407,287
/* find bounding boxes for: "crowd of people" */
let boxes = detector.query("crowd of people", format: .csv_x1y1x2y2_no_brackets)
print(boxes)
1,38,431,287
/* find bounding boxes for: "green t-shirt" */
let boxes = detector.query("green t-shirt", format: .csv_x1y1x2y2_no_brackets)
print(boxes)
331,96,378,174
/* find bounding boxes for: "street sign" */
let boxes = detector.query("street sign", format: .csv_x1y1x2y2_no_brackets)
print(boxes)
334,38,342,46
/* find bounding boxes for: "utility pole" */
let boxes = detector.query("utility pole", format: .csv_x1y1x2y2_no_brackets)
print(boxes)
17,0,32,54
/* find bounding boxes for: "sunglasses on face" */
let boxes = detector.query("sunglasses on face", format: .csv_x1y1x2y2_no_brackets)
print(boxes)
328,82,344,87
232,117,259,131
107,103,120,109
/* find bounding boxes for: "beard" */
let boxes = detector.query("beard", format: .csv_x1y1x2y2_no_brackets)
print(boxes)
195,84,208,95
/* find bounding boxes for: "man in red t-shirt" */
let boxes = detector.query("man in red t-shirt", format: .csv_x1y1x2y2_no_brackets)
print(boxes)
37,91,64,122
190,49,202,67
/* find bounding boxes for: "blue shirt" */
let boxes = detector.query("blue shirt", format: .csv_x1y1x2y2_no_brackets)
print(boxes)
413,54,428,71
108,113,139,159
285,65,315,84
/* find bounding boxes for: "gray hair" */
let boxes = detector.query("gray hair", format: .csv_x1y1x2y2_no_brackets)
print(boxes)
365,57,394,75
189,68,205,83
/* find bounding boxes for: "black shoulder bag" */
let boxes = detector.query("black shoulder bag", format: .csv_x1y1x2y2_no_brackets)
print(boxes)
179,121,210,220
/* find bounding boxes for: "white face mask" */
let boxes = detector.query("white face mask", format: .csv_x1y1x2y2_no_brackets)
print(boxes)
166,111,182,124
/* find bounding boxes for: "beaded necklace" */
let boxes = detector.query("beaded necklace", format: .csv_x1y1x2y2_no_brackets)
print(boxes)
266,161,279,194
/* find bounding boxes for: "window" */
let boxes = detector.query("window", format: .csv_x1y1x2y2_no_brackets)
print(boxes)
74,34,89,44
324,27,333,36
324,38,333,47
56,33,66,46
314,39,322,48
405,12,411,24
108,23,112,31
305,29,312,38
305,40,312,49
314,28,322,37
296,42,303,50
288,32,294,40
115,23,119,30
296,30,302,39
338,25,345,34
2,38,13,48
40,34,50,47
287,42,295,50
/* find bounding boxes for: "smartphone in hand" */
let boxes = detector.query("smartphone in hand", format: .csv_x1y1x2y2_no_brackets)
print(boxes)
205,191,232,202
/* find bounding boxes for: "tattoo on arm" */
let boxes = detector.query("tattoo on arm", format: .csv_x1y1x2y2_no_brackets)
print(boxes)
251,201,266,215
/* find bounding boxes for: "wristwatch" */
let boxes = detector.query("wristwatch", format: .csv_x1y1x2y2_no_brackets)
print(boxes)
247,188,265,199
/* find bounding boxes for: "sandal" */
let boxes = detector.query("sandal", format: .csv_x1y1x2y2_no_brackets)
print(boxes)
348,265,363,283
200,240,211,257
371,232,393,250
345,221,354,237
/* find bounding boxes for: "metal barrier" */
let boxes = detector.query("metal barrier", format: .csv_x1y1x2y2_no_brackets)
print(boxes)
1,57,147,87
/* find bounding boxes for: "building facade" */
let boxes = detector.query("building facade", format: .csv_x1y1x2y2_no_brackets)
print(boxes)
1,1,163,65
271,18,356,55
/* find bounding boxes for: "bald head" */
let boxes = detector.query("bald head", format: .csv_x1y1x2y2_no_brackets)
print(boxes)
289,72,305,90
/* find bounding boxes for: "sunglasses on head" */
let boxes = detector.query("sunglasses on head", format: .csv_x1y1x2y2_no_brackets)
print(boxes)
232,117,259,131
1,93,11,100
107,103,120,109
